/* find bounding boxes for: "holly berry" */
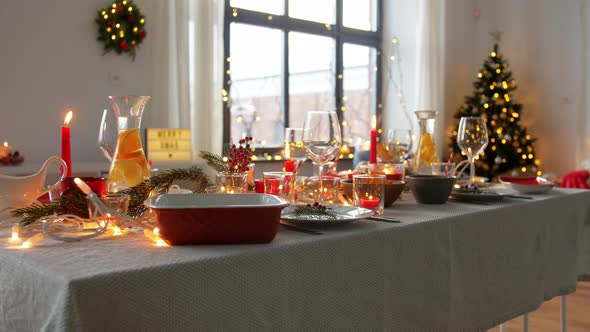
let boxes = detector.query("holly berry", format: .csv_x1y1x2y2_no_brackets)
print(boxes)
139,30,146,39
128,15,135,23
119,41,128,50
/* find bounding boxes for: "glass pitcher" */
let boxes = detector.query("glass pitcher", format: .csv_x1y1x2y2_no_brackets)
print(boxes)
106,96,151,191
413,110,440,174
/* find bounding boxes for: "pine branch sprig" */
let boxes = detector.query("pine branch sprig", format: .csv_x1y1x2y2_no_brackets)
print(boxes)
121,165,212,217
293,203,337,219
200,151,229,173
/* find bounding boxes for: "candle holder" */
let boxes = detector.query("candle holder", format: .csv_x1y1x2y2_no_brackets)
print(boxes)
369,162,405,182
263,172,293,201
353,174,385,215
215,172,248,194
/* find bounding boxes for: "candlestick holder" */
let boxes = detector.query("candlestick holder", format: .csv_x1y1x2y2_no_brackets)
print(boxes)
353,174,385,215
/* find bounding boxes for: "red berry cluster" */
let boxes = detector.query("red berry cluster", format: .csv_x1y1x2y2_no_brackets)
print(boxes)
306,202,328,210
228,137,253,173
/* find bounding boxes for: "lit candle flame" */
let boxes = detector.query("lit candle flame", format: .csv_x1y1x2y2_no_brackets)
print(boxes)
371,115,376,130
64,110,73,126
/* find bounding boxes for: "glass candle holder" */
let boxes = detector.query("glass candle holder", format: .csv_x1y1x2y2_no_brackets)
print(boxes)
353,174,386,215
309,175,340,204
215,172,248,194
88,192,130,222
430,162,456,177
60,177,107,197
263,172,293,201
370,162,405,182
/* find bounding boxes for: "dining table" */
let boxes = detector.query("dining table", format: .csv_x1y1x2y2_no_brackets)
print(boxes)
0,187,589,331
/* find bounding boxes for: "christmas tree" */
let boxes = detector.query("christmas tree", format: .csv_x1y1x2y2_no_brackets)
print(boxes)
449,40,541,179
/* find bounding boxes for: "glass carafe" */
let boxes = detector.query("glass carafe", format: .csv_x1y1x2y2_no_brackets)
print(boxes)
413,110,440,174
107,96,151,191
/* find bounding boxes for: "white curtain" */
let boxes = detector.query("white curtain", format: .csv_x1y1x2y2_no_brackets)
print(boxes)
382,0,445,156
415,0,446,156
150,0,224,158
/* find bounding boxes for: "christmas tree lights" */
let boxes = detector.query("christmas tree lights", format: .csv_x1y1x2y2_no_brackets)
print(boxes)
449,42,541,179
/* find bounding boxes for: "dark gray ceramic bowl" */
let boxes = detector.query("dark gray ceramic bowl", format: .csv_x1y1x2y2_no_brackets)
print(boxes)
384,181,405,207
406,175,456,204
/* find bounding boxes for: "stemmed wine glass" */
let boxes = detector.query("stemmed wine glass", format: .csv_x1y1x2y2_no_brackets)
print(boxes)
386,129,412,162
284,128,306,173
98,109,118,162
302,111,342,203
457,117,488,184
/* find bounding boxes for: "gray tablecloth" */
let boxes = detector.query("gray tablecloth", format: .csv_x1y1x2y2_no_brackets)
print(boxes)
1,188,589,331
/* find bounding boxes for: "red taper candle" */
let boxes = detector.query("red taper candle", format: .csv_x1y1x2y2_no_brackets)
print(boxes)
61,111,73,177
369,115,377,164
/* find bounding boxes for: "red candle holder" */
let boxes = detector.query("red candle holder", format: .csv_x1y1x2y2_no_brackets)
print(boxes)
60,177,107,197
353,174,385,215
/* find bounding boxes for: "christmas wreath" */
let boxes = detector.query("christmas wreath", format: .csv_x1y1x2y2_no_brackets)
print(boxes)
95,0,146,60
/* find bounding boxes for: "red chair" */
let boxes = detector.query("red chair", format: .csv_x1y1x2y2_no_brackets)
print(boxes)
560,169,590,189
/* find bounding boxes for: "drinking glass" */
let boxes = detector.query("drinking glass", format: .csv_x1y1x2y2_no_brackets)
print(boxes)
302,111,342,203
284,128,306,173
386,129,412,162
457,117,488,184
98,109,118,162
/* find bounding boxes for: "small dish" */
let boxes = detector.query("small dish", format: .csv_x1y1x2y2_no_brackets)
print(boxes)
450,188,505,203
281,205,374,227
499,176,554,194
144,193,289,245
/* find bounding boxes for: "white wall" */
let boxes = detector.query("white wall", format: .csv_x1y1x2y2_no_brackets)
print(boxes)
0,0,157,164
443,0,589,176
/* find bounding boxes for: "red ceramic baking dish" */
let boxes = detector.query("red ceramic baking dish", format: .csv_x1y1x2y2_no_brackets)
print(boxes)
144,193,289,245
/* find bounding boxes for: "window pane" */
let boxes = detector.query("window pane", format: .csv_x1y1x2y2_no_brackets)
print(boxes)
289,0,335,24
342,43,377,147
230,24,283,147
289,32,335,129
230,0,284,15
343,0,377,31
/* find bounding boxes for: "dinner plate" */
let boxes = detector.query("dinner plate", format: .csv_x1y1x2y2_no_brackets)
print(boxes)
281,205,374,226
450,188,505,203
498,176,554,194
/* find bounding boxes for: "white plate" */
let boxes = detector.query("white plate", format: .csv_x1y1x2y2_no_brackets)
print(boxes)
281,205,374,226
498,176,555,194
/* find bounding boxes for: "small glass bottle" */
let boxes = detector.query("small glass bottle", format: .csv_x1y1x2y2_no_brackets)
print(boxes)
413,110,440,174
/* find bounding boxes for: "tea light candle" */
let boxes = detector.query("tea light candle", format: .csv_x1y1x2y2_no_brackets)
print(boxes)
254,179,265,193
61,111,73,177
0,141,12,159
360,195,381,208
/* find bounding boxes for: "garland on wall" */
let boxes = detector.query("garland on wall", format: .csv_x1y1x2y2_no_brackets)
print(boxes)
95,0,146,60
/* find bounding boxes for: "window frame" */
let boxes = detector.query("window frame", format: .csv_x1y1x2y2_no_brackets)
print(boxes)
223,0,383,156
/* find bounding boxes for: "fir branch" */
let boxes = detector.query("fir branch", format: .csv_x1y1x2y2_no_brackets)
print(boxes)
200,151,229,173
121,165,212,217
293,203,337,219
11,193,89,226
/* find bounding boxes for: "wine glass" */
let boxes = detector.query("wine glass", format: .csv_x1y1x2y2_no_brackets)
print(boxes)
284,128,306,172
98,109,118,162
302,111,342,203
456,117,488,184
386,129,412,162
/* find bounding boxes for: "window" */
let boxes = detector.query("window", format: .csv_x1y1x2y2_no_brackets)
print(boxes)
224,0,382,158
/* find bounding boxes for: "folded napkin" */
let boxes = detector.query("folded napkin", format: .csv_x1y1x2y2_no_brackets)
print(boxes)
560,169,590,189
